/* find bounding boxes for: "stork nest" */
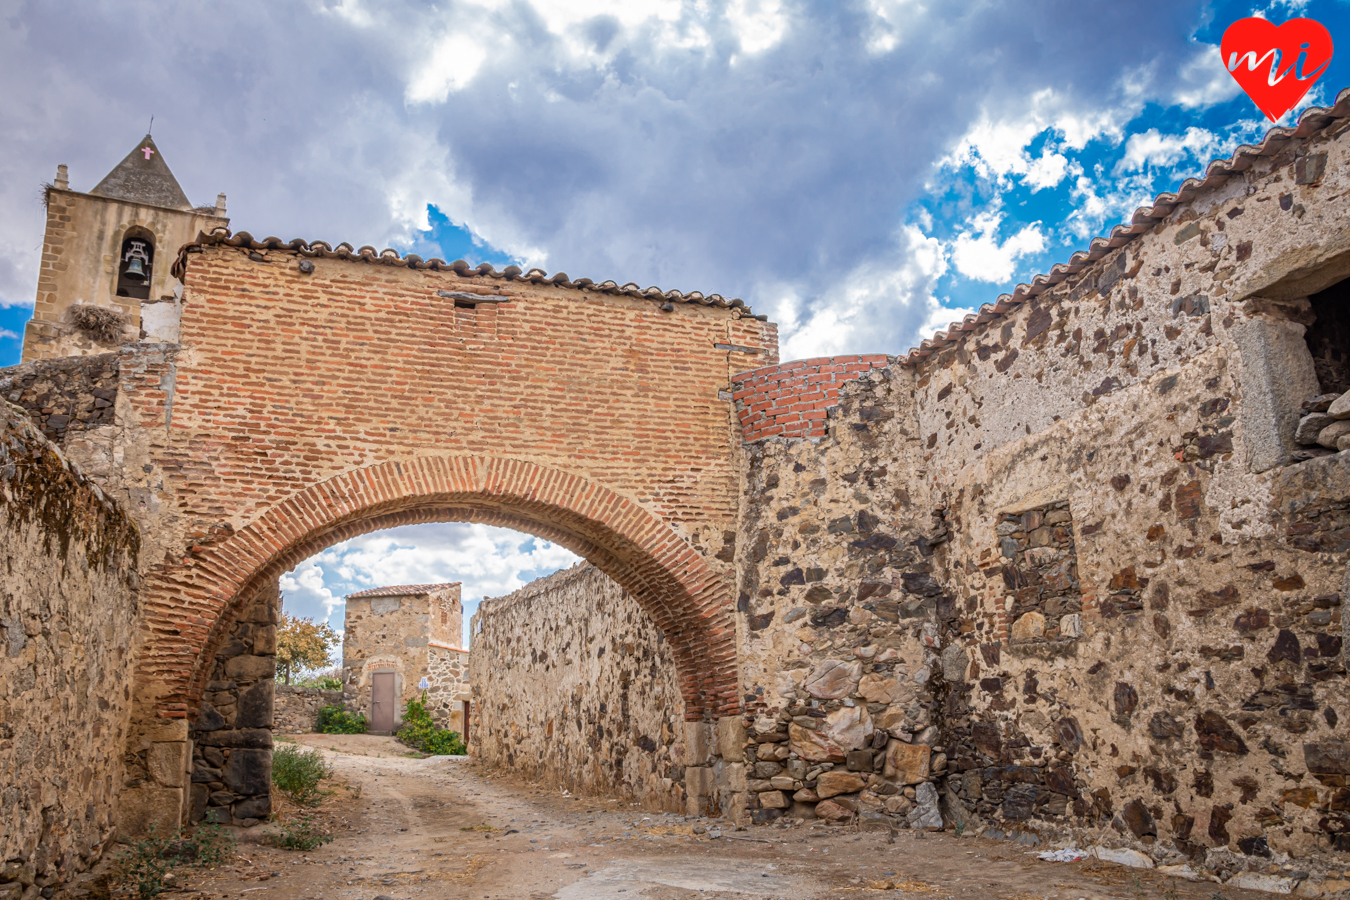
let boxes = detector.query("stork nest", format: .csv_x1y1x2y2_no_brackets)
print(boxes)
69,305,128,344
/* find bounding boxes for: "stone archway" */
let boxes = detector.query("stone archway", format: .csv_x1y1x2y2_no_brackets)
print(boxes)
121,455,739,832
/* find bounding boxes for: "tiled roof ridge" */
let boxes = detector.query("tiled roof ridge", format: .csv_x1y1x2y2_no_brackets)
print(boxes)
346,582,460,599
173,228,758,316
901,85,1350,365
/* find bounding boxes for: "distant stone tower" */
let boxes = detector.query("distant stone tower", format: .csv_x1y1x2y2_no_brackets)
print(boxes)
22,134,227,362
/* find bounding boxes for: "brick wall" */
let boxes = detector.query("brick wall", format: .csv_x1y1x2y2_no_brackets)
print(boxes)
732,355,891,441
117,237,775,728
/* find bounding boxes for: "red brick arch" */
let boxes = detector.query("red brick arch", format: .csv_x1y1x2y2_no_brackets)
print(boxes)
136,456,739,723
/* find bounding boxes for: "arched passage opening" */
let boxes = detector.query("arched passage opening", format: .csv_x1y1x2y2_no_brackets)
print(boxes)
122,456,740,832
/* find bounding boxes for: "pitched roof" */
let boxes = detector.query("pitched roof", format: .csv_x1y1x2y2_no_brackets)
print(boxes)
900,86,1350,365
172,228,759,316
346,582,460,599
90,134,193,211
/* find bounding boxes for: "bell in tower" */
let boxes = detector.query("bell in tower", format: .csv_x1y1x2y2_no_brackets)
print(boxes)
20,133,229,362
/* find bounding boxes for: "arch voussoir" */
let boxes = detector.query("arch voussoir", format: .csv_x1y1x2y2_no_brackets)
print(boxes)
135,455,738,725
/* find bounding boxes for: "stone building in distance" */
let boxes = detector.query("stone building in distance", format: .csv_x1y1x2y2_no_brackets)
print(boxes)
341,583,470,736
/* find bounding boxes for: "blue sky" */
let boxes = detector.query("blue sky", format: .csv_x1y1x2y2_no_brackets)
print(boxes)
2,0,1347,653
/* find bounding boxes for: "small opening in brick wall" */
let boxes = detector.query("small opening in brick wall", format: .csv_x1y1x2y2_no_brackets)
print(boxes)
1305,277,1350,395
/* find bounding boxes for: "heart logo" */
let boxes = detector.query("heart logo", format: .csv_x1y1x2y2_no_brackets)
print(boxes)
1221,17,1333,122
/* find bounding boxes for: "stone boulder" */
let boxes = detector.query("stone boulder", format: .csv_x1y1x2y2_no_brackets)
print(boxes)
789,723,847,762
1010,611,1046,641
803,660,861,699
822,705,874,751
814,799,856,823
815,771,867,799
883,740,931,784
858,674,901,704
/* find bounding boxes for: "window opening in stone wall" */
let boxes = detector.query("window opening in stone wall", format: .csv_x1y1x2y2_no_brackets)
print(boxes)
1304,277,1350,395
998,500,1084,643
115,231,154,300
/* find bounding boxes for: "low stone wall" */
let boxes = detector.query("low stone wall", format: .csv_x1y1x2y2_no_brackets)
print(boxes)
274,685,344,733
469,564,688,811
0,401,141,893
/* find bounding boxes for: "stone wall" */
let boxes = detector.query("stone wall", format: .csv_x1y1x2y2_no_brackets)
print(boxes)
426,645,470,735
0,400,141,893
186,580,278,826
0,352,120,441
274,685,345,734
469,564,689,811
726,110,1350,888
730,363,947,827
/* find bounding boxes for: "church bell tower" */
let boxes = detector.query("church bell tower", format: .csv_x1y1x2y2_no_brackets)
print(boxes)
22,134,228,362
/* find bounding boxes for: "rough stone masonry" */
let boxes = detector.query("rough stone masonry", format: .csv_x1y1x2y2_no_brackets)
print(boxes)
6,89,1350,897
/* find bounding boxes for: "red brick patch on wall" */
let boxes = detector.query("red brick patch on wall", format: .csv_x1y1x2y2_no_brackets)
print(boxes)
732,355,890,442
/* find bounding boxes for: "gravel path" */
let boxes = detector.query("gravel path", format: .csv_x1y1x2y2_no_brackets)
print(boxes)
164,734,1273,900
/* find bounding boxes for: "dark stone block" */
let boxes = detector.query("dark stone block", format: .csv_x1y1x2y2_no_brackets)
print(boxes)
236,680,274,730
1113,682,1138,720
1052,716,1083,752
809,607,847,628
1045,767,1076,796
1001,784,1039,821
751,808,782,825
196,728,274,749
1195,712,1247,755
971,722,1001,757
195,702,226,733
232,795,272,820
1121,799,1156,837
1267,630,1303,666
224,748,272,796
1148,712,1184,741
845,750,873,773
1304,741,1350,775
191,764,221,784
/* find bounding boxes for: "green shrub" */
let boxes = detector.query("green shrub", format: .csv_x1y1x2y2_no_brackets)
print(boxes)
115,824,236,898
271,744,331,806
397,696,467,756
317,704,368,734
269,814,333,851
311,675,343,690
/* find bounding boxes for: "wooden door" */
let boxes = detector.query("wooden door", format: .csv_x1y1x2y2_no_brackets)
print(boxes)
371,672,396,733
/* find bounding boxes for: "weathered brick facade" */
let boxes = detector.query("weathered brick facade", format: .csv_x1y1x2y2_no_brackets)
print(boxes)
56,234,776,829
8,89,1350,895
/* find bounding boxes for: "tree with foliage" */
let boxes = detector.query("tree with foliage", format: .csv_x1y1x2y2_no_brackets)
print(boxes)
275,613,339,685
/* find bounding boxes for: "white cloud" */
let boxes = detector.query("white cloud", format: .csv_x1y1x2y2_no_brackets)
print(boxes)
776,224,949,360
1115,127,1217,173
406,32,490,104
0,328,18,340
939,90,1130,193
280,559,342,620
727,0,788,55
283,522,580,646
1172,44,1242,109
950,211,1045,283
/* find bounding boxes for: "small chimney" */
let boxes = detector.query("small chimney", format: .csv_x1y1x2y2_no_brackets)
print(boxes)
54,164,69,190
215,193,227,216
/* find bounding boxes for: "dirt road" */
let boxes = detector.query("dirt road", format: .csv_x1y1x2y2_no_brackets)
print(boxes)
164,734,1277,900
